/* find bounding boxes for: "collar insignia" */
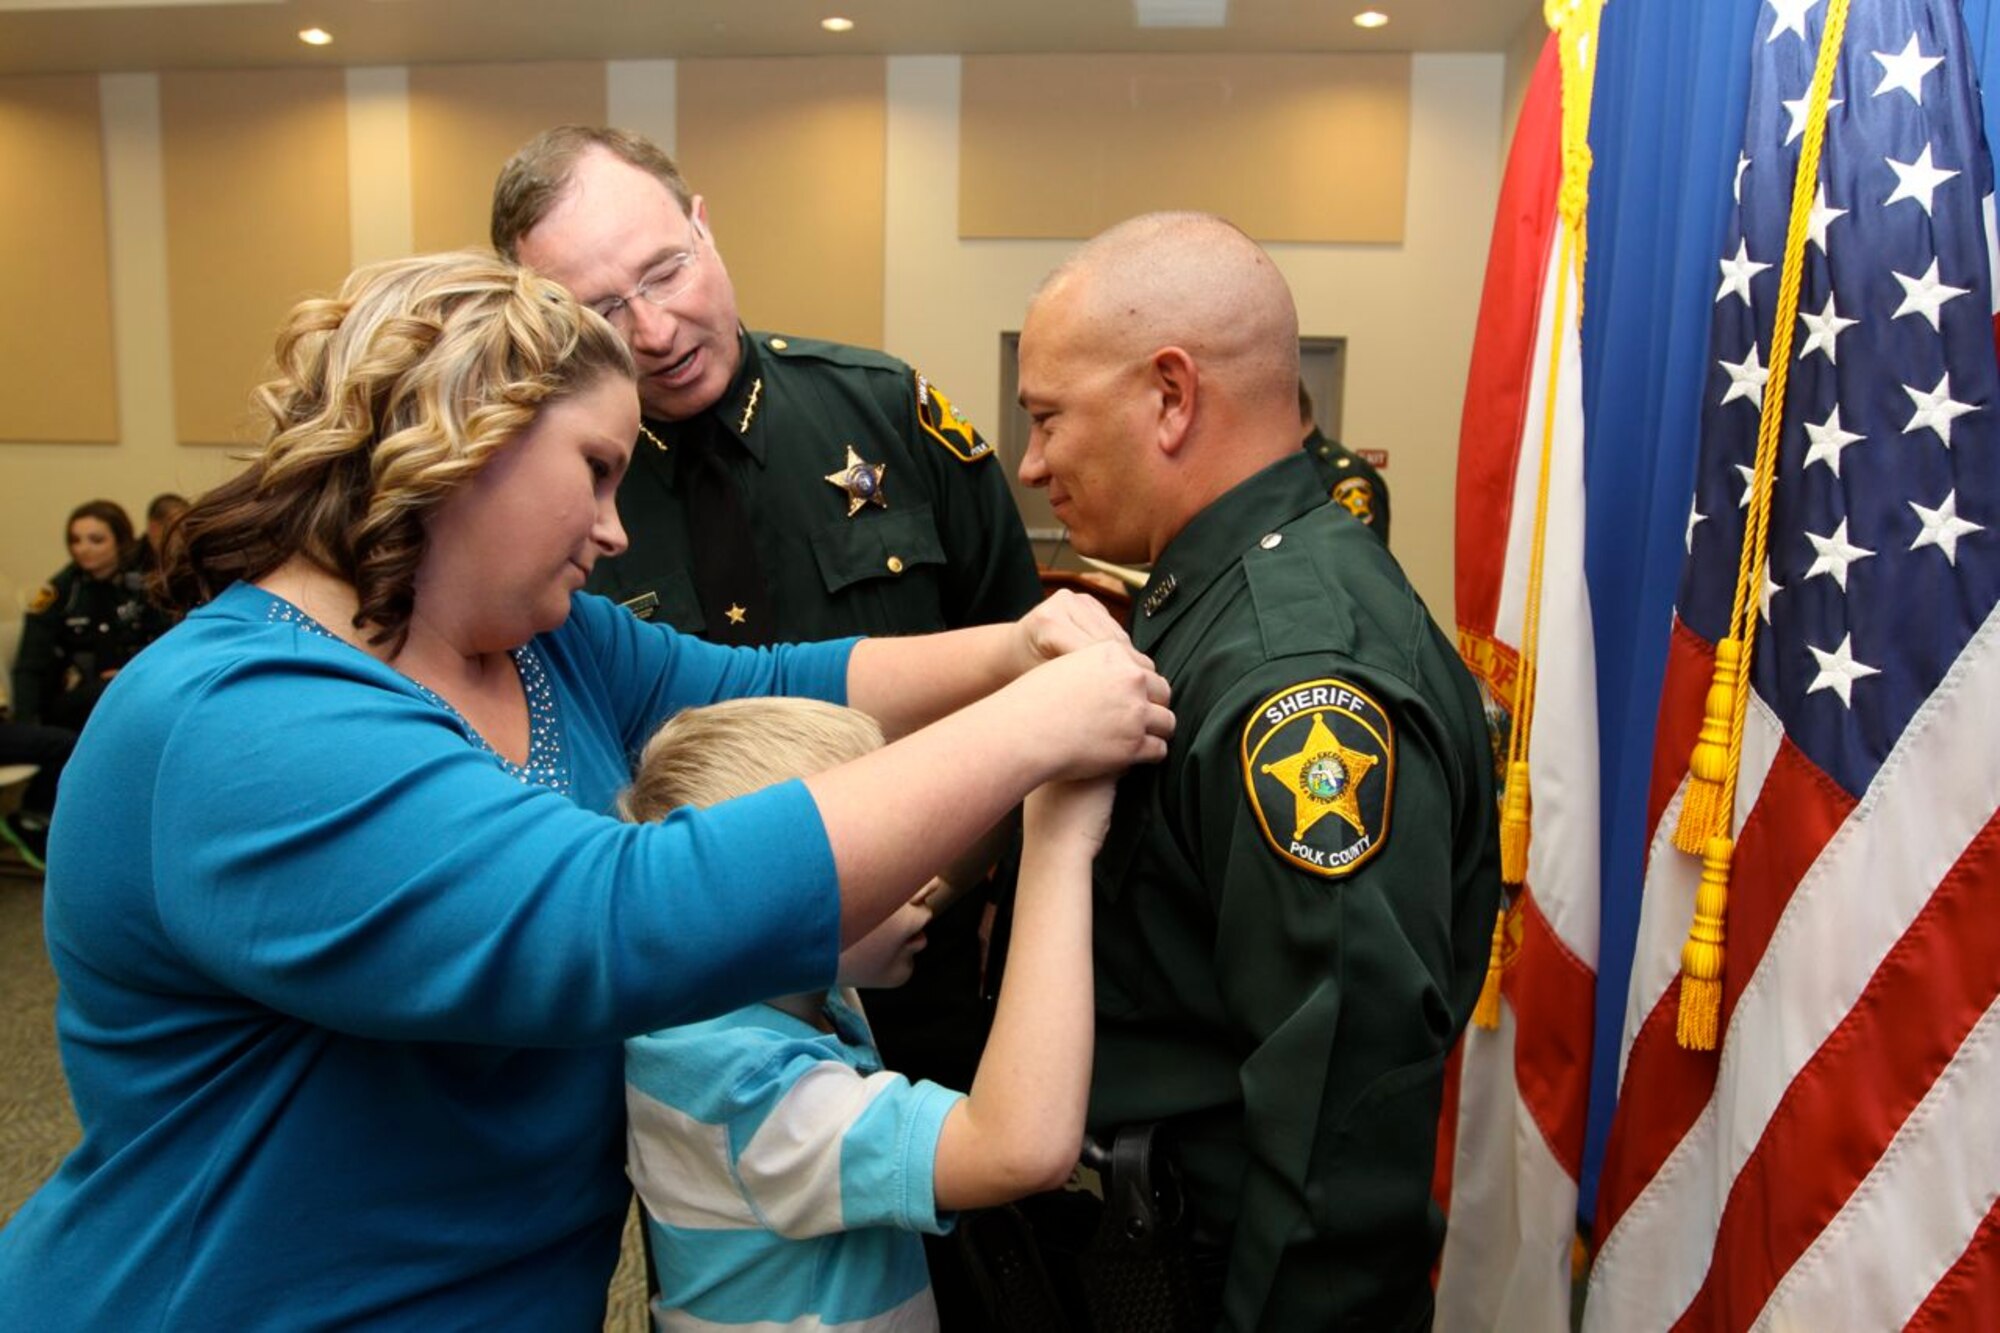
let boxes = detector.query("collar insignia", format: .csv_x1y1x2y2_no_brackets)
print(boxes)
1241,677,1395,879
825,445,888,517
737,377,763,435
1141,573,1178,618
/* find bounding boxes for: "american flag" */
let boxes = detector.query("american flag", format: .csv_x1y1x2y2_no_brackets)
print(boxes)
1585,0,2000,1328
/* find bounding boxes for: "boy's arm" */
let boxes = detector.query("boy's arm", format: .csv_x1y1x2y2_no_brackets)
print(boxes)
930,777,1111,1211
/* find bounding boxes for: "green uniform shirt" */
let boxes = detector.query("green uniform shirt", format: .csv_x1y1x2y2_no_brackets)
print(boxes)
586,329,1042,640
1304,426,1392,546
1090,452,1498,1332
13,562,166,727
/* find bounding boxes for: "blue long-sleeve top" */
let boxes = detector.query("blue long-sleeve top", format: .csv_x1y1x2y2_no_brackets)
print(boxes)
0,583,857,1330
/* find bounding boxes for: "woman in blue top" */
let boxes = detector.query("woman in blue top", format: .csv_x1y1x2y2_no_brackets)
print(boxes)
0,252,1173,1330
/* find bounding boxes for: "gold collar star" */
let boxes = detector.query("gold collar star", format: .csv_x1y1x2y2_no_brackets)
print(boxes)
725,603,748,626
1260,711,1379,842
824,445,888,517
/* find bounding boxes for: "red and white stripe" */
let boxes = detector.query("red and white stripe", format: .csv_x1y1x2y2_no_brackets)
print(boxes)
1584,606,2000,1330
1437,30,1599,1332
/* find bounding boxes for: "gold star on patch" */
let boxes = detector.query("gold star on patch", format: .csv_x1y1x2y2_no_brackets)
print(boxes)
824,445,888,517
726,603,748,626
1260,712,1379,842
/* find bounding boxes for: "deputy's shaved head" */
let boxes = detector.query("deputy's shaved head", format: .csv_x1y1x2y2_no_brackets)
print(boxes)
1036,211,1300,419
1015,212,1306,561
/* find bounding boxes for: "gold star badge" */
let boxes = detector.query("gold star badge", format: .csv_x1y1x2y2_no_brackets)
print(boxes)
824,445,888,517
1241,678,1395,879
1260,712,1378,842
726,603,748,626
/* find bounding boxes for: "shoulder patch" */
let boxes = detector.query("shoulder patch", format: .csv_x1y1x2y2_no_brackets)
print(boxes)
1331,476,1377,526
914,372,991,463
26,584,56,615
1241,678,1394,878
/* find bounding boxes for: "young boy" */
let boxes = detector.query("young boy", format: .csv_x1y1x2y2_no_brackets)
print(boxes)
620,697,1112,1330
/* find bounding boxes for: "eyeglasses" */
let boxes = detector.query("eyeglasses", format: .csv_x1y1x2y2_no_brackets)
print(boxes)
587,223,706,333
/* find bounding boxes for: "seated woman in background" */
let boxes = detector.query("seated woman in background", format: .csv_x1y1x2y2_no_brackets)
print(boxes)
0,250,1173,1331
10,499,167,730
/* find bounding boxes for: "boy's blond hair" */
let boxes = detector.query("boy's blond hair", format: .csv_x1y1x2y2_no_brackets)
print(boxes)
621,697,884,821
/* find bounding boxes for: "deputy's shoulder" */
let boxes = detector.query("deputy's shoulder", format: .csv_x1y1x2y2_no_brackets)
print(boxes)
1241,508,1414,660
753,331,908,378
24,565,81,616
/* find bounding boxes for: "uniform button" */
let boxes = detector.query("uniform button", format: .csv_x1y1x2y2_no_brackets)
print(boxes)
886,555,905,574
768,337,789,351
1259,533,1283,549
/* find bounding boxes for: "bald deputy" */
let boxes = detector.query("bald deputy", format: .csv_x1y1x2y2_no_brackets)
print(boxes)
1016,213,1499,1331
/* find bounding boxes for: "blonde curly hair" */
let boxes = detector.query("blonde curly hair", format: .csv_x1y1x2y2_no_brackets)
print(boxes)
162,251,633,649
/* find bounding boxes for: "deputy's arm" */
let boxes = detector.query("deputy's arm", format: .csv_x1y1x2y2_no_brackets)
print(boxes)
902,371,1044,629
10,580,65,724
1207,678,1472,1331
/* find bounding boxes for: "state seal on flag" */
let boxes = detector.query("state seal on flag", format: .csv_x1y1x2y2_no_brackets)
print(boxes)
1241,677,1394,878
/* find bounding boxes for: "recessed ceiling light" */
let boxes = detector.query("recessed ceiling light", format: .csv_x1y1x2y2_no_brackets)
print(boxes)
1353,10,1389,27
821,16,855,33
298,27,334,46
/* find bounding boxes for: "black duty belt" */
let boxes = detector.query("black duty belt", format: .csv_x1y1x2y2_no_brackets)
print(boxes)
957,1123,1225,1332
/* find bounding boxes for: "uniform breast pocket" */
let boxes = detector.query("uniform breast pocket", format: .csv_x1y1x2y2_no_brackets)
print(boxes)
808,504,947,596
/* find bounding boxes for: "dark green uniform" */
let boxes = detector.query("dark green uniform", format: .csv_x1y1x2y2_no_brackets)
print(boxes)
13,563,166,729
587,329,1042,641
1304,426,1392,546
1090,452,1498,1331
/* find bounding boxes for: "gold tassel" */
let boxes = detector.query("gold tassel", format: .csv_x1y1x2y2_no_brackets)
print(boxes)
1473,907,1508,1030
1673,638,1742,854
1675,835,1733,1051
1499,760,1532,885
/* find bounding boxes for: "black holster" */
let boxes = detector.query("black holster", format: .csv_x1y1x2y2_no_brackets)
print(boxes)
961,1124,1224,1332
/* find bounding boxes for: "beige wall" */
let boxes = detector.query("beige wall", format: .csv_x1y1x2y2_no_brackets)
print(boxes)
1501,7,1550,153
0,51,1504,662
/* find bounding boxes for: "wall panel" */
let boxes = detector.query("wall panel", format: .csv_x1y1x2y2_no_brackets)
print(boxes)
961,54,1410,243
161,69,351,446
677,57,885,349
0,74,117,443
408,61,606,254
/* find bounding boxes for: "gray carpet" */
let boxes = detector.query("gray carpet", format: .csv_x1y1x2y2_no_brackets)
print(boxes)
0,865,76,1231
0,863,649,1330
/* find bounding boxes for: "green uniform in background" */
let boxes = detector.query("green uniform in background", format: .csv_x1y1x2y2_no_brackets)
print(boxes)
13,563,166,730
587,329,1041,643
1304,425,1392,546
1091,452,1498,1331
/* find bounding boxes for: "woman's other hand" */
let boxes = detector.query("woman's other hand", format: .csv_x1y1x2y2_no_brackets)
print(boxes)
1014,589,1130,672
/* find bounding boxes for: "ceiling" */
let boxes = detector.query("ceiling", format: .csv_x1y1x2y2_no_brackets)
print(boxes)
0,0,1545,77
